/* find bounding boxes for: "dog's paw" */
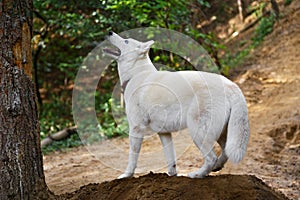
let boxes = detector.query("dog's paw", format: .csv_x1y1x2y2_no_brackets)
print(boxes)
188,171,206,178
168,168,177,176
118,173,133,179
168,172,177,176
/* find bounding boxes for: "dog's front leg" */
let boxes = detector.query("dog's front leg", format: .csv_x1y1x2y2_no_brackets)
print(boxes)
118,131,144,179
158,132,177,176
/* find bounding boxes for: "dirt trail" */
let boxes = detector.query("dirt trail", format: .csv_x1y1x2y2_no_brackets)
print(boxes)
44,1,300,199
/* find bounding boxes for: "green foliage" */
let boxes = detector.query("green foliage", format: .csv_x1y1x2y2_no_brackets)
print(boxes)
284,0,292,6
222,11,276,70
221,47,252,71
105,0,191,29
42,134,82,154
39,96,73,139
95,91,129,138
39,97,83,153
197,0,210,8
252,13,276,46
34,0,107,152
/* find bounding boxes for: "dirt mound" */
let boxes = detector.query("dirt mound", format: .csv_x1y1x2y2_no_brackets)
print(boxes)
62,173,287,200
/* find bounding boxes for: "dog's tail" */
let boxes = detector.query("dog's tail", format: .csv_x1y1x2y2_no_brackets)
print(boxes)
225,87,250,164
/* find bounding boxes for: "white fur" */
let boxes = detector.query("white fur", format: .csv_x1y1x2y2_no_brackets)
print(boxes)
105,32,250,178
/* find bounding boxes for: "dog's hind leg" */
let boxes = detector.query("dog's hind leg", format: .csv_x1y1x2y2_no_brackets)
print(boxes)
188,135,217,178
158,132,177,176
187,108,218,178
212,126,228,172
118,129,144,179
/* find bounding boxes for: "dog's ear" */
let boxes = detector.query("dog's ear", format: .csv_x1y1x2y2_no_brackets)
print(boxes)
141,40,154,52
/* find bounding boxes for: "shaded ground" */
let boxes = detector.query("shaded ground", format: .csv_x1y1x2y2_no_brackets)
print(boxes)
43,1,300,199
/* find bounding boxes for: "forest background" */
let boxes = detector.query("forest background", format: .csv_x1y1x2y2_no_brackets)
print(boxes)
33,0,281,152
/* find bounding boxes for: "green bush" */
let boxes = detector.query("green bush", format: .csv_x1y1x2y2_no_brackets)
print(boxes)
284,0,292,6
221,12,276,69
252,13,276,46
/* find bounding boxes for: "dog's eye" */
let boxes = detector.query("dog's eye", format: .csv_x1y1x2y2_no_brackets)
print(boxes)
124,40,129,44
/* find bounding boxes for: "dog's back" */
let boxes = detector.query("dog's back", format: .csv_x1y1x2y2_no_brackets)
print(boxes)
125,70,241,134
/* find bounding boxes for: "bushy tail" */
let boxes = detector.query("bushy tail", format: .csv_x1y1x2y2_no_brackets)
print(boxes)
225,93,250,164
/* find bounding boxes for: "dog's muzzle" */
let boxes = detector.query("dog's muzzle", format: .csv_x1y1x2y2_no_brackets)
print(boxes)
103,31,121,57
105,31,114,40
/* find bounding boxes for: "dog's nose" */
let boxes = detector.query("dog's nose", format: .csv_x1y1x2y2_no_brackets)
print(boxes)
108,31,113,36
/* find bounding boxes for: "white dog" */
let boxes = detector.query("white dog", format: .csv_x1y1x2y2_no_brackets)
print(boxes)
104,31,250,179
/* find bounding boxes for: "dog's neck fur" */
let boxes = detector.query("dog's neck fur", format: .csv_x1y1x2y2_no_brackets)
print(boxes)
117,53,156,91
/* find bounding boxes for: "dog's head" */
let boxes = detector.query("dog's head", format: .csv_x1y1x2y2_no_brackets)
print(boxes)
104,31,154,61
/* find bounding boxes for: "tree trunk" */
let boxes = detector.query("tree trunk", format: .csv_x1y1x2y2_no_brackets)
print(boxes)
0,0,54,199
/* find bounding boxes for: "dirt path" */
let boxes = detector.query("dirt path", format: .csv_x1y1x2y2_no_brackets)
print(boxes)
44,1,300,199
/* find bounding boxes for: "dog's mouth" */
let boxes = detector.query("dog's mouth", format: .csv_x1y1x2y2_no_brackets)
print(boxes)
103,46,121,57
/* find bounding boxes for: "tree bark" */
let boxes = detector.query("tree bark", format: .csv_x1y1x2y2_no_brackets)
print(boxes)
0,0,54,199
